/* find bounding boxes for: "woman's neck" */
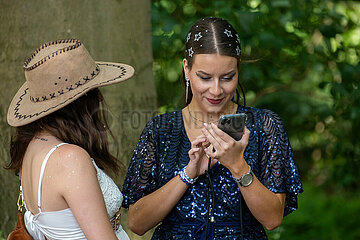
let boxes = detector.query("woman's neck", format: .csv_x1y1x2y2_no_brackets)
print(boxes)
33,131,58,142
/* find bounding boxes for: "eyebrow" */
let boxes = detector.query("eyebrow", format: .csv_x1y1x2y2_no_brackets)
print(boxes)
196,70,236,76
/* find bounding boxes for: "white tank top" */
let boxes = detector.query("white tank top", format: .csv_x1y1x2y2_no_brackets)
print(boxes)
22,143,129,240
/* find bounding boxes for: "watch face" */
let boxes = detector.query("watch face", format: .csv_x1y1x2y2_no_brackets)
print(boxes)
241,173,253,186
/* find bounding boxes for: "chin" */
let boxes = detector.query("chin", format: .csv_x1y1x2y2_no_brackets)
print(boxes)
202,105,225,114
205,102,230,113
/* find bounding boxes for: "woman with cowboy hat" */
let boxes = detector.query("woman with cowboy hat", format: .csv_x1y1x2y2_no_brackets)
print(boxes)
6,39,134,239
122,17,303,239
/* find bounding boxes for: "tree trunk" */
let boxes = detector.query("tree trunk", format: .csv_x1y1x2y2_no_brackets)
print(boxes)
0,0,156,239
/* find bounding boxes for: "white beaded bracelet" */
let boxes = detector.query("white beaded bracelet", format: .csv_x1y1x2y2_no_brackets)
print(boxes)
178,166,198,185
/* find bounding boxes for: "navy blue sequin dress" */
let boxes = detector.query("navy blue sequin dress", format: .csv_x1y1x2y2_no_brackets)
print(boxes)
122,105,303,240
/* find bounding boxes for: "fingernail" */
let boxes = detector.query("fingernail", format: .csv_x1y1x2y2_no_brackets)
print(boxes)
203,123,208,127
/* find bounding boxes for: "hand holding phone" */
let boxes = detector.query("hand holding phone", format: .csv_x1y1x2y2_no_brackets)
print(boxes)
217,113,247,141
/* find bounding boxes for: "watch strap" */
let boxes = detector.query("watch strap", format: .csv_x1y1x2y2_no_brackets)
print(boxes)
233,165,254,187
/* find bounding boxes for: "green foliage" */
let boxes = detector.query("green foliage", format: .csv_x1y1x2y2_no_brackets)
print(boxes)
267,183,360,240
152,0,360,190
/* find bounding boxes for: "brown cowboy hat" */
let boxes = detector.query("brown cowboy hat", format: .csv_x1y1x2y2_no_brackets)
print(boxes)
7,39,135,127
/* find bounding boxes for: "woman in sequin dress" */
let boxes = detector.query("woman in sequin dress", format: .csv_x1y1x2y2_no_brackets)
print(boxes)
122,17,303,240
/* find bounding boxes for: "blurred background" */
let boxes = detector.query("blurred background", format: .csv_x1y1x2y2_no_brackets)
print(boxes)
1,0,360,239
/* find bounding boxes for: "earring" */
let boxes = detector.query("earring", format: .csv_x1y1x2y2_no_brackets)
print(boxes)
185,77,190,103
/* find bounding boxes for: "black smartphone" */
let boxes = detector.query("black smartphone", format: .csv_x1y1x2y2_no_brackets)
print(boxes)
218,113,247,141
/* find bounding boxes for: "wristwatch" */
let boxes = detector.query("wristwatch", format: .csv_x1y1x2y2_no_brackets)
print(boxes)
233,166,254,187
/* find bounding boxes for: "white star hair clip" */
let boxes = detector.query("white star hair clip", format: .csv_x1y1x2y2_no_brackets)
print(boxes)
186,32,191,42
188,47,194,57
224,29,233,37
236,45,241,56
236,34,241,44
194,32,202,41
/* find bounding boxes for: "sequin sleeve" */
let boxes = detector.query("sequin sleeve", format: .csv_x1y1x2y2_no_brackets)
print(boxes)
258,109,303,216
122,118,158,208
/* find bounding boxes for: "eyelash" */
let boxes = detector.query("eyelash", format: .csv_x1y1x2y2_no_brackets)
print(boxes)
199,75,235,81
200,76,211,80
223,75,235,81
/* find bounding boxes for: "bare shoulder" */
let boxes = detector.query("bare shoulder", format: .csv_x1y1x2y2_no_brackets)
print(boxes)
46,144,103,211
49,144,95,175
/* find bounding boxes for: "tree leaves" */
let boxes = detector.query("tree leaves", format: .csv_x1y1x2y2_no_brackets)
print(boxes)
152,0,360,190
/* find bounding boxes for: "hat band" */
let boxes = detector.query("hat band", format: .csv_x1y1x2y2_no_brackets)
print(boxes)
29,65,100,103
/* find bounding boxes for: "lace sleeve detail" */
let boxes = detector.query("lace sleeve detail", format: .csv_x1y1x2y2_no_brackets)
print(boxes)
122,118,158,208
258,110,303,216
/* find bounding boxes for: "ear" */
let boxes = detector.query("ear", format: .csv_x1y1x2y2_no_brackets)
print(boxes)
183,58,189,77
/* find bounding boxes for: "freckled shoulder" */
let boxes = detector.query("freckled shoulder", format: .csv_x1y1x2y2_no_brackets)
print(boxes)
48,144,95,175
49,144,101,206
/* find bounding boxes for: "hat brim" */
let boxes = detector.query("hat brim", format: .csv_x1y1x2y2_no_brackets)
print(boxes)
7,61,135,127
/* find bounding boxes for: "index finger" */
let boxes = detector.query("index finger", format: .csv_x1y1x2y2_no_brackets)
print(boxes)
210,123,235,142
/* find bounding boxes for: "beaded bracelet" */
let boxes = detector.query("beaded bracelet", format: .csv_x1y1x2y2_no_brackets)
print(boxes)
178,166,198,185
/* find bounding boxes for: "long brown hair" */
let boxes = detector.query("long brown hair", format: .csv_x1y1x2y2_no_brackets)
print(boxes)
6,88,121,176
183,17,246,106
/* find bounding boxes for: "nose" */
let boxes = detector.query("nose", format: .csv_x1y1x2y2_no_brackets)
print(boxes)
209,79,222,96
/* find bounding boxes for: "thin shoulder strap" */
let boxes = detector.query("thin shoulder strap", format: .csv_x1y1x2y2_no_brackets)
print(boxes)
19,174,26,210
37,143,68,212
